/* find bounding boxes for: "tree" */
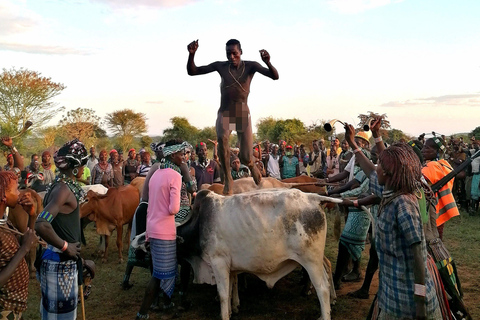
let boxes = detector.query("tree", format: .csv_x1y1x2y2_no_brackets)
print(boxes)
59,108,101,148
105,109,147,154
140,135,153,148
470,126,480,140
357,111,391,130
163,117,198,144
0,68,65,141
38,125,60,149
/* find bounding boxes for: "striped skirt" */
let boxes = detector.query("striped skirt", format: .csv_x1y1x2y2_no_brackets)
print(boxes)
150,238,177,298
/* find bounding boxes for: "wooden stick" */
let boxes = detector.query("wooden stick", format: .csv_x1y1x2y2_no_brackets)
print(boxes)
80,284,86,320
0,224,48,247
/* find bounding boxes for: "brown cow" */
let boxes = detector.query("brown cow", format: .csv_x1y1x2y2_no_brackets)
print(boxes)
80,185,139,263
8,188,43,277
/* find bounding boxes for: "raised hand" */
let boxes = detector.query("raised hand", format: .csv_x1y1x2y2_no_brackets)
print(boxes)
188,40,199,54
344,123,356,148
0,137,13,148
259,49,270,64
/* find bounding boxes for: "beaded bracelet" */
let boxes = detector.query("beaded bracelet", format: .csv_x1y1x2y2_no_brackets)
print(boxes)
374,136,383,143
38,210,54,223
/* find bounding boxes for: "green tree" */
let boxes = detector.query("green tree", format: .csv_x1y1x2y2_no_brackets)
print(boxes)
105,109,148,154
256,117,277,142
163,117,199,143
59,108,101,148
37,125,61,149
0,68,65,145
197,126,217,145
470,126,480,140
140,135,153,148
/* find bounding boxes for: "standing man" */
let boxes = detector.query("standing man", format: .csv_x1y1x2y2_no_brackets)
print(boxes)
187,39,279,194
35,139,88,320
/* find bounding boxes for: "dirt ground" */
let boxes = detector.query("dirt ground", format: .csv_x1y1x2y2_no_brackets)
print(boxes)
24,211,479,320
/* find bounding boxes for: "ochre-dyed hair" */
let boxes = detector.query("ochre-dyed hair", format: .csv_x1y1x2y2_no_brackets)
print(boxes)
379,143,422,194
0,171,18,203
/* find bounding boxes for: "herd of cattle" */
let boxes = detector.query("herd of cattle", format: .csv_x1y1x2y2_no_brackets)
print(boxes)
11,176,340,320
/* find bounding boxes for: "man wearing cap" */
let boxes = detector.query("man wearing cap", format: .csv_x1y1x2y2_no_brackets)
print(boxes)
187,39,279,195
191,142,221,189
3,153,14,171
280,145,299,179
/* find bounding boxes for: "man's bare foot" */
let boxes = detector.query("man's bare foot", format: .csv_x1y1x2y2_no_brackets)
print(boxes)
249,164,262,185
223,177,233,195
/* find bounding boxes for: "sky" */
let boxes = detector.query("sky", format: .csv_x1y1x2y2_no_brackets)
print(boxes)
1,0,479,139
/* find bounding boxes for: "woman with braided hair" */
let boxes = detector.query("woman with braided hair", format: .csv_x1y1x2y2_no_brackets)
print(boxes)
344,123,441,320
0,171,38,319
35,139,88,320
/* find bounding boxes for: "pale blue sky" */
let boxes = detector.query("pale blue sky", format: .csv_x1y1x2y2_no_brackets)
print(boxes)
1,0,479,138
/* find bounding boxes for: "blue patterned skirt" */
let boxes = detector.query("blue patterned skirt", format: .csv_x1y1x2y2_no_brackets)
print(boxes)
39,259,78,320
340,207,371,261
150,238,177,298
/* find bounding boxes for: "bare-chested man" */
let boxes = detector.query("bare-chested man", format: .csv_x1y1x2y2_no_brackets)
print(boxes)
187,39,279,195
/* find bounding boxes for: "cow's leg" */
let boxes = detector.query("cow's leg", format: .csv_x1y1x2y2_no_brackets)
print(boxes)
304,263,331,320
116,226,124,263
102,235,109,263
211,258,232,320
125,222,132,247
230,273,240,313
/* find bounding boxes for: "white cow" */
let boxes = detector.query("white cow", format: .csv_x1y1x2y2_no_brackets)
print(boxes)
177,188,334,320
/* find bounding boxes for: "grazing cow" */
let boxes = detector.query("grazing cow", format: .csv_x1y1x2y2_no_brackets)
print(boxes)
8,188,43,277
177,188,334,320
80,185,139,263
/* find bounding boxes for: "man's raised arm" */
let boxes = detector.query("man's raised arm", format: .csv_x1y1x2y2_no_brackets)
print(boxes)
254,49,279,80
187,39,217,76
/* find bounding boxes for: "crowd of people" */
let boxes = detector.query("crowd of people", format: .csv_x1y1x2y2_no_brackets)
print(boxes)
0,37,478,320
0,118,477,319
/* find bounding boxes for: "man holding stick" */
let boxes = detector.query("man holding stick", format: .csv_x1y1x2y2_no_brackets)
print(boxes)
187,39,279,195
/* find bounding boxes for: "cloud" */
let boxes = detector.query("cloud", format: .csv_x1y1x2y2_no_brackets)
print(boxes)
381,93,480,108
0,0,42,36
327,0,404,14
0,42,92,55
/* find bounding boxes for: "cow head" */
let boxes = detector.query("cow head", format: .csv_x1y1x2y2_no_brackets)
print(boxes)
80,190,99,221
177,189,213,258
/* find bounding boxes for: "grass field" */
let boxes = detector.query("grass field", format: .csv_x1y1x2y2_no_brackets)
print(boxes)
24,209,480,320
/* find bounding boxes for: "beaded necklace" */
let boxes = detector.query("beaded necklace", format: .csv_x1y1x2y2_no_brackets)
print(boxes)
160,159,181,174
44,174,86,205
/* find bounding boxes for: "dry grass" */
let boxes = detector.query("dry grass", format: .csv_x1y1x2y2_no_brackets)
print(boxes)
24,209,479,320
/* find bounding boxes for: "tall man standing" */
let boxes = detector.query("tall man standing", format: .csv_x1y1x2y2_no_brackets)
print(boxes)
187,39,279,194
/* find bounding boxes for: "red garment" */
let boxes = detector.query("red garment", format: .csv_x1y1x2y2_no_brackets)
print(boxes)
422,159,460,226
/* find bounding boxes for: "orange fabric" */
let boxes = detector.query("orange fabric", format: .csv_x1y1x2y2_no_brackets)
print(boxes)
422,159,460,226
